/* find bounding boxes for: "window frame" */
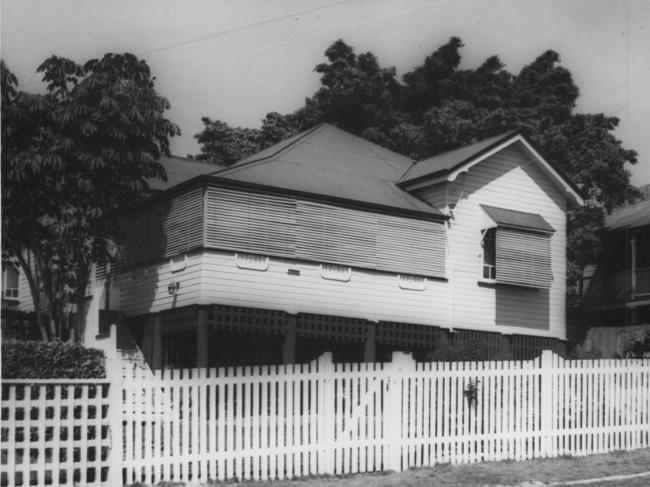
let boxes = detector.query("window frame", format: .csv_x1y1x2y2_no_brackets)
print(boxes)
480,227,497,282
478,206,554,289
2,261,20,300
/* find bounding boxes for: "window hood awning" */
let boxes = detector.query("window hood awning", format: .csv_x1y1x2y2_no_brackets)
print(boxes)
481,205,555,234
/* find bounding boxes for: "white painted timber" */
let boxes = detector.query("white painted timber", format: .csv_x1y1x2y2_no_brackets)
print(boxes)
115,250,450,325
417,145,568,339
119,352,650,483
116,252,205,315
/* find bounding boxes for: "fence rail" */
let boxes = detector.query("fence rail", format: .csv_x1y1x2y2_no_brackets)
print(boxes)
2,351,649,486
121,351,650,484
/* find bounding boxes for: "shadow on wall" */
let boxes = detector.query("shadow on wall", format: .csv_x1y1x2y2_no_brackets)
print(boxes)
496,286,550,331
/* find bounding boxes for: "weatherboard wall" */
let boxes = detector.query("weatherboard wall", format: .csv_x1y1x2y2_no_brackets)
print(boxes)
115,252,205,315
417,145,568,339
115,250,451,325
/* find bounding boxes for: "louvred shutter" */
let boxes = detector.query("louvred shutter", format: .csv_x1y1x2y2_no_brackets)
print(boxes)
496,228,552,289
203,186,447,278
205,187,295,256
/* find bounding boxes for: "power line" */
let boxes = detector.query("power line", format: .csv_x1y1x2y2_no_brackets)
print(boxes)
611,88,650,114
159,0,448,77
138,0,349,58
583,67,650,105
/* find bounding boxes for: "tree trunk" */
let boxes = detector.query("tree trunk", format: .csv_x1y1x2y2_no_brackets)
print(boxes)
16,250,50,341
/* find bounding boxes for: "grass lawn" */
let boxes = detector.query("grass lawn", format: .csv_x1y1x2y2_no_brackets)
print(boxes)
196,449,650,487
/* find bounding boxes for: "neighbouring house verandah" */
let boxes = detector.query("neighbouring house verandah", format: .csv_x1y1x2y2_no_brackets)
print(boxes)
577,198,650,328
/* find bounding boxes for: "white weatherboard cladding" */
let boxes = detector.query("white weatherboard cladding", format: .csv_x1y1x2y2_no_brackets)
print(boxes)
199,251,449,325
419,146,567,339
14,270,34,313
116,250,450,326
116,253,204,315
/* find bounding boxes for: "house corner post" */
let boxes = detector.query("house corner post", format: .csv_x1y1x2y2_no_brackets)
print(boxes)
364,323,376,362
283,314,297,365
142,313,162,370
317,352,335,475
386,351,412,472
197,306,210,368
106,324,124,487
152,314,163,370
539,349,554,458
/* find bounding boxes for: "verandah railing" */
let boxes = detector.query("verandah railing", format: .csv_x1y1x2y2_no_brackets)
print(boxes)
609,267,650,299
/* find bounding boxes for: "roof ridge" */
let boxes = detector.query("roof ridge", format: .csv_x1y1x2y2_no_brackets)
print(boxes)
210,123,327,177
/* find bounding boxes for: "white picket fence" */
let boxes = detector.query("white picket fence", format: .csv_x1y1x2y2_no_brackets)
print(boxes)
121,351,650,484
2,351,650,486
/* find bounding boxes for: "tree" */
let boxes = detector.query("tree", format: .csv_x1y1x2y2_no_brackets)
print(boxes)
1,54,180,341
194,118,261,166
194,38,639,286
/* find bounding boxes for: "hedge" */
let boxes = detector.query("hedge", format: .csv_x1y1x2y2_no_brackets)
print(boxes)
1,340,106,379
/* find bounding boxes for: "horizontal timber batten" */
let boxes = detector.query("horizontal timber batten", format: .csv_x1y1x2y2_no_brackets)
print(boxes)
120,182,447,278
205,186,447,277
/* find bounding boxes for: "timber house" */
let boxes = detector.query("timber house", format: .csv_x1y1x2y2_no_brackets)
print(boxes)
7,124,584,367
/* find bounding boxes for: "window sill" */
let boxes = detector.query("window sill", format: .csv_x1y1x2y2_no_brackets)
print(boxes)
477,280,542,291
477,279,497,288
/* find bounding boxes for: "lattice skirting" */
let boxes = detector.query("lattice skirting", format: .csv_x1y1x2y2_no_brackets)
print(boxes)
149,304,562,360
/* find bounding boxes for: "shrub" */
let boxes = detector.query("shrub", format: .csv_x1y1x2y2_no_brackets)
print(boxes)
426,338,513,362
1,309,42,340
1,340,105,379
567,347,603,359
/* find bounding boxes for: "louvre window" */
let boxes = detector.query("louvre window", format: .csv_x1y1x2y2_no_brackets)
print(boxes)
481,205,554,289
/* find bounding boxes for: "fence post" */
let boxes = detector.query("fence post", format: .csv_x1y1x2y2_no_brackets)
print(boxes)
317,352,335,475
385,352,413,472
105,324,124,486
539,349,554,458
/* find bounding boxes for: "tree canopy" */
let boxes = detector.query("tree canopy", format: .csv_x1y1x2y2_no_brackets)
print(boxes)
194,37,638,284
1,53,180,341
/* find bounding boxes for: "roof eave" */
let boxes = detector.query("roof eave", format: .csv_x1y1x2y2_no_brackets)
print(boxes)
206,175,448,221
399,132,585,207
397,130,522,189
136,173,448,222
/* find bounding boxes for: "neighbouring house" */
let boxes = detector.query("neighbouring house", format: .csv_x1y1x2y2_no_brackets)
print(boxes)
4,124,584,367
573,195,650,356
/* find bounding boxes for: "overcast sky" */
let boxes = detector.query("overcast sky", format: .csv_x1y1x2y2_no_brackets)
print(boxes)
2,0,649,187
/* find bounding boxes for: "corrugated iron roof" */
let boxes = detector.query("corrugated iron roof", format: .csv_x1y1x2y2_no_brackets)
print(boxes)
481,205,555,233
210,124,442,216
605,199,650,230
148,155,219,191
399,131,518,184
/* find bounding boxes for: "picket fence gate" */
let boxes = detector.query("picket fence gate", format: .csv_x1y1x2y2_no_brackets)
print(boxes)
2,349,650,486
